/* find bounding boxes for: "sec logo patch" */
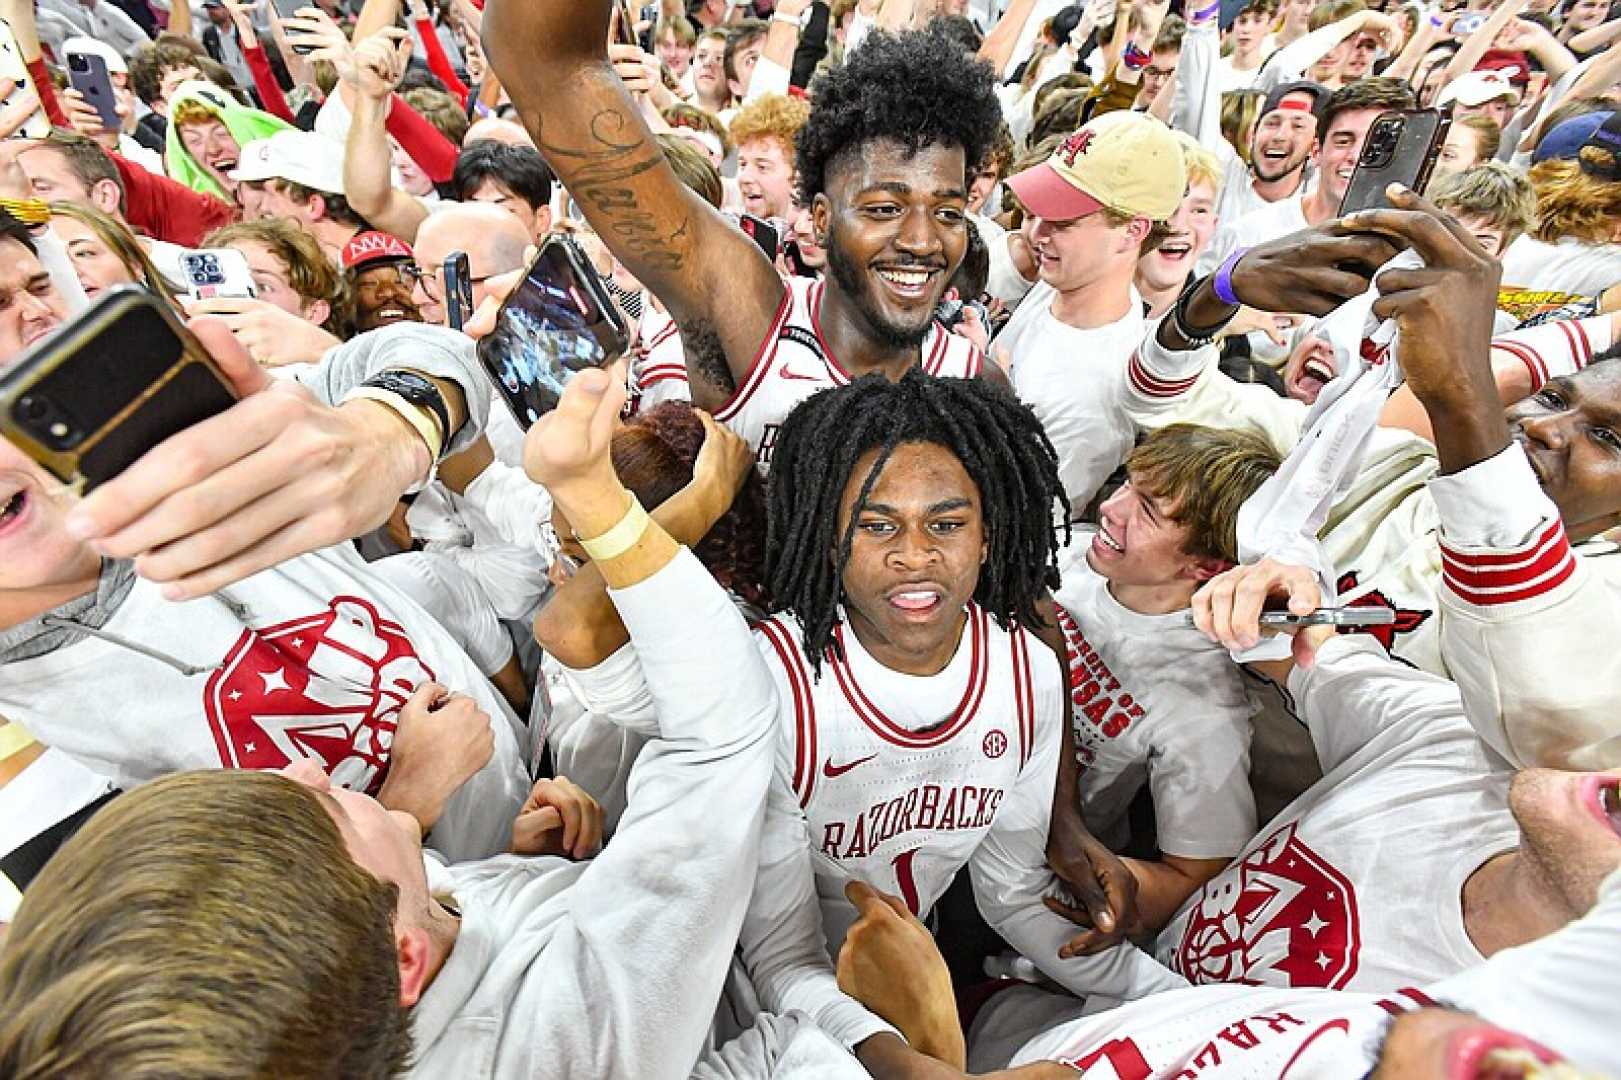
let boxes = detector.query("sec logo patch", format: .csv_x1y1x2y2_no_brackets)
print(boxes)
983,730,1008,759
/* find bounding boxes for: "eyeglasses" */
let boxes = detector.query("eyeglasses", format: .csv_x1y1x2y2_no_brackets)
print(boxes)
412,264,506,301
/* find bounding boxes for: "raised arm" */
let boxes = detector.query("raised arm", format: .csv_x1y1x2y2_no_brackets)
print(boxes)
1442,0,1527,85
979,0,1041,79
481,0,784,407
343,30,431,242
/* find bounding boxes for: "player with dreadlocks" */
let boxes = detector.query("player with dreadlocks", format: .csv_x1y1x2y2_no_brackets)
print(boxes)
746,371,1188,1074
484,4,1007,468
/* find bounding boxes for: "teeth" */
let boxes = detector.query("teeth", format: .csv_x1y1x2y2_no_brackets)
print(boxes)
1602,783,1621,836
1097,525,1123,553
1303,359,1335,383
0,490,22,524
879,269,930,287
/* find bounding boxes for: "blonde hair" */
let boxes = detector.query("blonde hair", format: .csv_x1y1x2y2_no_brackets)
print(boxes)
0,771,412,1079
1430,161,1536,238
1127,424,1283,563
49,201,181,301
1173,131,1223,195
1528,156,1621,244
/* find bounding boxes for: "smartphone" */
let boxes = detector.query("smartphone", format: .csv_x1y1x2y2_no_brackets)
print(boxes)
734,213,781,260
0,287,238,493
1450,10,1486,35
0,20,47,140
275,0,319,53
613,0,640,47
443,250,472,332
475,235,629,429
66,51,121,133
179,249,257,301
1338,109,1452,215
1257,607,1398,628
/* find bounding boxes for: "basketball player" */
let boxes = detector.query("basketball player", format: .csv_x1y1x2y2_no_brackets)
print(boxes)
483,2,1006,467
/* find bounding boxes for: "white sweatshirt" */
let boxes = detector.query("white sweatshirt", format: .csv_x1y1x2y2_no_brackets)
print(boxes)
408,549,779,1079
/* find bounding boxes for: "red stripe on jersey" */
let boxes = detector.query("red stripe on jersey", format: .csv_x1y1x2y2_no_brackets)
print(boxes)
757,617,818,806
1555,317,1590,370
966,344,984,378
1398,987,1439,1009
828,606,989,748
1011,627,1034,770
1493,340,1547,389
713,286,795,422
1573,318,1593,367
1127,350,1199,398
1440,520,1576,606
638,364,689,381
642,321,680,354
923,325,948,376
1374,998,1406,1017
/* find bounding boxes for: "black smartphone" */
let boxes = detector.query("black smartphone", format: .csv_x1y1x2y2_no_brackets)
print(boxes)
443,250,472,332
66,51,121,133
613,0,641,47
475,236,629,429
1339,108,1452,216
736,213,781,260
0,287,237,493
274,0,319,53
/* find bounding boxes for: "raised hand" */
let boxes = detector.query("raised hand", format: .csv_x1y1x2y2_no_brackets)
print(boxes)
349,27,414,99
1191,556,1331,668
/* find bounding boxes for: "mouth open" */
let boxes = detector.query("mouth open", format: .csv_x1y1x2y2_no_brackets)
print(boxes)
0,488,28,536
1454,1030,1563,1080
375,307,410,321
1158,239,1192,262
888,583,945,618
211,156,238,173
1292,356,1336,402
1587,776,1621,839
874,265,940,302
1091,521,1124,558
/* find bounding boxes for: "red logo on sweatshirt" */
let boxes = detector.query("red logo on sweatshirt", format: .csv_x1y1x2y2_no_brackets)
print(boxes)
202,596,436,794
1334,572,1431,652
1175,821,1362,990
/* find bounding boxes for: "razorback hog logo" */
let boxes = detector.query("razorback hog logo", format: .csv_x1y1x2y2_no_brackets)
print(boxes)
204,596,436,795
1059,129,1095,166
1335,572,1431,652
1176,821,1362,989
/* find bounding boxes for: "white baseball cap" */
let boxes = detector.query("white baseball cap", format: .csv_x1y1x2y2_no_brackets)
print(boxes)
1437,70,1518,108
1005,110,1186,223
62,35,128,76
229,130,347,194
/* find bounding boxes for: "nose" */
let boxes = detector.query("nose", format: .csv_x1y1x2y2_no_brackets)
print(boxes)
1518,410,1570,450
893,207,941,258
887,524,940,570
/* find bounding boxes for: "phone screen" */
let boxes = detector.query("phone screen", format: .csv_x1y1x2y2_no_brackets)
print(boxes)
476,240,625,428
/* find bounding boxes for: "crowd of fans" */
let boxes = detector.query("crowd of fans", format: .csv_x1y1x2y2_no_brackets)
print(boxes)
0,0,1619,1073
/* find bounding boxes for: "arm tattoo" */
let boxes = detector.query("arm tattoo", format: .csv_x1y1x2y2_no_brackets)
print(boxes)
534,107,693,273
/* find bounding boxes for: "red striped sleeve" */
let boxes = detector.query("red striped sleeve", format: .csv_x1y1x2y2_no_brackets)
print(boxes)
1439,519,1577,606
1492,340,1548,389
1127,350,1199,399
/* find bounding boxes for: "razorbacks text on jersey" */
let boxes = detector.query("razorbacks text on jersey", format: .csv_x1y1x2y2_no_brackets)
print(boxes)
753,605,1039,941
714,276,984,469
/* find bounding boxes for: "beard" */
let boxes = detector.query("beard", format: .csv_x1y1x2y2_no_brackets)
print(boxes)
1510,769,1621,919
823,230,937,351
1253,146,1306,183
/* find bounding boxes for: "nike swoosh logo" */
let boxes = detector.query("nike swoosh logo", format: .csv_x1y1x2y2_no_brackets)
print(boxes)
780,368,823,381
823,753,877,779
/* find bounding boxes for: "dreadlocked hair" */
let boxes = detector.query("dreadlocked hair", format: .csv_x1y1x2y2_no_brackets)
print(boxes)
765,370,1069,673
794,25,1003,205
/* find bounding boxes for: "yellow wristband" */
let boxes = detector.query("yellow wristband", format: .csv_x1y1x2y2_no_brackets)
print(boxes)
575,493,651,562
343,386,446,463
0,722,37,764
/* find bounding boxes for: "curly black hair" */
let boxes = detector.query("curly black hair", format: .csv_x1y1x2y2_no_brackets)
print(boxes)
795,25,1003,205
765,370,1069,672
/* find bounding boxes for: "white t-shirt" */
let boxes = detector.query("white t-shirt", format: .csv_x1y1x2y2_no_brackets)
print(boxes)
1051,538,1257,859
1151,637,1517,994
999,283,1145,514
1200,192,1310,276
1498,235,1621,296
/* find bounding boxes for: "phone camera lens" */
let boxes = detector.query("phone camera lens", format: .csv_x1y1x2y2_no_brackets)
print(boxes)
69,54,88,70
16,395,47,421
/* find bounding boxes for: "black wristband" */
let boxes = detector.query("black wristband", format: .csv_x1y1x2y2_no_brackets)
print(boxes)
361,370,453,458
1167,276,1238,349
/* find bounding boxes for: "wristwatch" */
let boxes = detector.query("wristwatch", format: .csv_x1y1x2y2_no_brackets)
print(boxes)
360,369,453,460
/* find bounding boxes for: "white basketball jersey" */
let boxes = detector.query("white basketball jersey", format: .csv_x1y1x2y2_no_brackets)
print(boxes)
715,276,985,470
752,604,1048,951
627,302,692,416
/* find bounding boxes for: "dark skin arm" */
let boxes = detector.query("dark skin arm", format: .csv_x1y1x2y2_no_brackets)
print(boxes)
1336,187,1509,475
481,0,784,410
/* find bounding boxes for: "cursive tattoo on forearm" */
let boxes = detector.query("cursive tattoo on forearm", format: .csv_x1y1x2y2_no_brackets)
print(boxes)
533,106,693,273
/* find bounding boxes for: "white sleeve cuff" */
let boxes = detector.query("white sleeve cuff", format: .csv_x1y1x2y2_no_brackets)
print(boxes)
1429,443,1558,550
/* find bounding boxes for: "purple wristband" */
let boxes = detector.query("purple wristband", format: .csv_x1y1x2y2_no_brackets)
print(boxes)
1213,246,1248,307
1192,0,1220,22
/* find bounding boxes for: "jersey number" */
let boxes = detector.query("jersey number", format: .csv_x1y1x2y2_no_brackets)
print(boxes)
892,849,921,915
1067,1038,1151,1079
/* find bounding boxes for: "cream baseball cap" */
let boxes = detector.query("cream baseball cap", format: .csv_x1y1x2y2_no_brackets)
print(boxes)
230,130,347,195
1006,111,1187,223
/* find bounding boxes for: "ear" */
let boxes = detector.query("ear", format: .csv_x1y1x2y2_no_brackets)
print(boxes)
305,298,331,326
90,178,121,217
1184,556,1232,583
533,204,554,241
308,192,329,221
394,923,435,1008
812,193,831,245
